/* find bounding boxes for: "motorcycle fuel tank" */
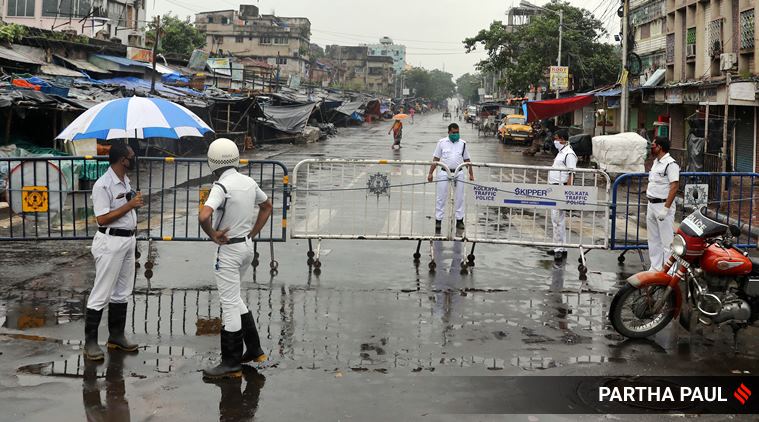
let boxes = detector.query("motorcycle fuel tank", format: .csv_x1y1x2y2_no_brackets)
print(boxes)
700,244,753,276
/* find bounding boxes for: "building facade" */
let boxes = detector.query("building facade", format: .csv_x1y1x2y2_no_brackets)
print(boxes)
2,0,146,46
365,37,406,75
325,45,368,91
366,55,394,95
194,5,310,81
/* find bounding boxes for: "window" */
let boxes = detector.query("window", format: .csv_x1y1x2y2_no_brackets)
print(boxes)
369,67,383,75
8,0,34,16
274,37,288,45
640,24,650,40
207,16,213,23
221,17,229,24
235,36,243,43
741,10,755,49
260,36,272,45
276,57,287,65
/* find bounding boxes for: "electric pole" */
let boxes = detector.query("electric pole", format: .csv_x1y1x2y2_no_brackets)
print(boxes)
620,0,630,132
150,15,160,94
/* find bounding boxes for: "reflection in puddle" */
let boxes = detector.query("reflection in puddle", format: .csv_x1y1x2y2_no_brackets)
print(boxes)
0,291,86,330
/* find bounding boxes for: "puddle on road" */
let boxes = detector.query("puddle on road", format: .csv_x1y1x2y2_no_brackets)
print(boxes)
0,291,86,330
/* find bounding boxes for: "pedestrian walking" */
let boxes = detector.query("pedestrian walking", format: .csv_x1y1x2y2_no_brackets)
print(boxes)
84,142,141,361
199,138,273,379
547,129,577,260
409,107,415,124
427,123,474,233
388,119,403,149
646,137,680,272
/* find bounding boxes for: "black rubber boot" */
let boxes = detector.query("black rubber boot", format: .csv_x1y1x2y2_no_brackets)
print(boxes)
203,329,243,379
240,311,267,364
435,220,442,233
106,302,138,352
83,308,104,361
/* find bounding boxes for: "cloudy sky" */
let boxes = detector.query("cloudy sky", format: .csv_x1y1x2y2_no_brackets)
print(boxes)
152,0,620,78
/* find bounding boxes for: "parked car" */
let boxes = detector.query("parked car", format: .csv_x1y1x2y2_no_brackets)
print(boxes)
498,114,532,144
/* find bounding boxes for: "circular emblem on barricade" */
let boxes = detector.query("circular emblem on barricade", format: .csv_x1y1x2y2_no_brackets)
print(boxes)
367,173,390,198
683,184,709,209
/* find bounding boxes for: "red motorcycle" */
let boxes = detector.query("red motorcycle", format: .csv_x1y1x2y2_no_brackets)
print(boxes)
610,208,759,338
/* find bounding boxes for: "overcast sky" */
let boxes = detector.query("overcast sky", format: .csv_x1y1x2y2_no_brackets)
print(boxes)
152,0,620,78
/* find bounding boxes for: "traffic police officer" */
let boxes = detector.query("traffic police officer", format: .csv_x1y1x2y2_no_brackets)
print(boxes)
427,123,474,233
199,138,273,379
85,142,141,361
547,129,577,259
646,137,680,271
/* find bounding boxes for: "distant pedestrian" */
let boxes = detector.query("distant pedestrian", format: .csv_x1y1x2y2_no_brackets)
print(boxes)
388,119,403,148
409,107,415,124
646,137,680,272
199,138,273,379
427,123,474,233
84,142,141,361
547,129,577,260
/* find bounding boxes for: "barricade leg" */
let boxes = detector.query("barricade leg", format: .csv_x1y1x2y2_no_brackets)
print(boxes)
578,246,588,281
467,243,476,267
306,239,315,266
269,240,279,276
413,240,422,264
428,240,436,272
459,238,469,274
313,239,322,275
252,242,259,268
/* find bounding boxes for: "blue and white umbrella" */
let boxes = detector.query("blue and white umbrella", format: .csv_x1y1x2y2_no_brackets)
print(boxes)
56,96,213,141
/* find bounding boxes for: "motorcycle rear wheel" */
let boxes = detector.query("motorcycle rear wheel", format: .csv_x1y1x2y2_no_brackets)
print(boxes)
610,283,676,338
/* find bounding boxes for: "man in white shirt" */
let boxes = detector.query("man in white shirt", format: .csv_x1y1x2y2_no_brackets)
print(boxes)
199,138,273,379
646,137,680,271
85,142,143,361
427,123,474,233
547,129,577,259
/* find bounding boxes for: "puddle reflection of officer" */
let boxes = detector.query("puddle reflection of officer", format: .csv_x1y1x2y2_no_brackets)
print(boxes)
547,129,576,260
211,367,266,421
83,351,130,422
199,138,273,380
85,142,141,361
430,241,469,341
549,259,569,330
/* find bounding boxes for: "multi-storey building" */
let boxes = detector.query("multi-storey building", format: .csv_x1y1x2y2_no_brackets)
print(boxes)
364,37,406,75
2,0,146,46
366,55,395,95
194,5,310,81
325,45,369,91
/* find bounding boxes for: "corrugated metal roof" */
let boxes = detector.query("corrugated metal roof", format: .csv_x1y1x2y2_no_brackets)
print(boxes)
41,63,83,77
54,55,110,74
93,54,153,69
642,68,666,87
0,46,44,65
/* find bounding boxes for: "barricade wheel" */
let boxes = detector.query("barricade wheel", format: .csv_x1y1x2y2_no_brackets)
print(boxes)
618,255,625,264
313,268,322,276
579,273,588,281
413,252,421,259
307,258,314,266
252,259,259,267
307,251,315,258
144,269,153,279
270,269,278,276
145,262,154,270
314,260,322,269
467,254,475,262
270,260,279,270
578,264,587,274
428,261,436,270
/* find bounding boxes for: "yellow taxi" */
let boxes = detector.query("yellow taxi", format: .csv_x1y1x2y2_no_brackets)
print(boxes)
498,114,533,145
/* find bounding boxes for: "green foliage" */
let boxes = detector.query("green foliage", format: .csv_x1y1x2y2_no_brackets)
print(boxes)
402,67,455,101
147,14,206,57
456,73,481,104
463,0,620,94
0,23,27,43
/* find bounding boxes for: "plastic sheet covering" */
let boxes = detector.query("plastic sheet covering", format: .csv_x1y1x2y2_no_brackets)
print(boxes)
686,132,705,172
568,134,592,156
591,132,648,174
333,101,363,116
260,102,316,134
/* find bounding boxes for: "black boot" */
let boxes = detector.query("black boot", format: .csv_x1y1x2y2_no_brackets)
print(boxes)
83,308,104,361
106,303,138,352
203,329,243,379
240,311,267,364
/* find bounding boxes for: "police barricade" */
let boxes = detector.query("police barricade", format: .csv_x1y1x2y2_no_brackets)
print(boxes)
290,159,453,271
1,156,288,272
453,163,611,276
610,172,759,266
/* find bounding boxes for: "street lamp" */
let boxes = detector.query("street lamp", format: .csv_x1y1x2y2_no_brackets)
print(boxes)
519,1,563,98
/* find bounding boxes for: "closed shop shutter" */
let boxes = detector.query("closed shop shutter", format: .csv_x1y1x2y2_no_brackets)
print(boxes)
734,107,755,172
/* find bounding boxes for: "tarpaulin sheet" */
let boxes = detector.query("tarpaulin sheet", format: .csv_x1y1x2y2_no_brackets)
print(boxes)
260,102,316,134
525,95,595,123
591,132,648,174
334,101,363,116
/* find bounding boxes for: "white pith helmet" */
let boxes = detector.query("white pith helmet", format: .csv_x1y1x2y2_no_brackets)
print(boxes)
207,138,239,172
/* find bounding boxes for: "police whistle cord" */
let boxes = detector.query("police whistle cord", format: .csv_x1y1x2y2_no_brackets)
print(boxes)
457,180,612,208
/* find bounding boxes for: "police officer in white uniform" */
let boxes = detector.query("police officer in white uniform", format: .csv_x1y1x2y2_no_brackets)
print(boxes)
199,138,273,380
85,142,142,361
427,123,474,233
547,129,577,259
646,137,680,271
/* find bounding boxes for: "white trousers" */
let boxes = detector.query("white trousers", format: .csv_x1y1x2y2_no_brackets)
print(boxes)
88,232,136,311
214,239,253,332
551,209,567,253
435,171,465,221
646,202,675,271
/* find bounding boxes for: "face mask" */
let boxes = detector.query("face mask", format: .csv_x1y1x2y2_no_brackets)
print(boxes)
554,141,564,151
449,133,460,142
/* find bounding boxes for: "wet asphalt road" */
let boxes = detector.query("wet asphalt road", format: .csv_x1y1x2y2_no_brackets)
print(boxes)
2,112,759,421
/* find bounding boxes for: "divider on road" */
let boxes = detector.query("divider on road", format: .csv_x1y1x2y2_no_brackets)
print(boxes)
0,156,288,246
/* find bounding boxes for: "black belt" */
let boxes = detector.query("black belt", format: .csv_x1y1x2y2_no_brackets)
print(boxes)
226,236,250,244
647,197,666,204
98,227,135,237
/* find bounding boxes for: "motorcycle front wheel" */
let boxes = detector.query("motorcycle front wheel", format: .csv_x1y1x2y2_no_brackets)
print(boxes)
609,283,676,338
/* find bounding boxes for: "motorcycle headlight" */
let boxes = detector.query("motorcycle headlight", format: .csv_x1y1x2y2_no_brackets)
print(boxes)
672,234,686,257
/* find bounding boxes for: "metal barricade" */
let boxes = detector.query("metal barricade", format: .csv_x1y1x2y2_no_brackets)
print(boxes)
453,163,611,276
0,156,288,247
610,172,758,264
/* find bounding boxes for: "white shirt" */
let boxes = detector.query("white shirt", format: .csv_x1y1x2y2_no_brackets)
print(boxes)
548,144,577,184
646,153,680,199
204,168,268,239
91,167,137,229
433,137,471,172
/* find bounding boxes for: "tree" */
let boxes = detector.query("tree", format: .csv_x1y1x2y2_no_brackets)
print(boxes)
463,1,620,95
146,14,206,58
402,67,455,102
456,73,482,104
